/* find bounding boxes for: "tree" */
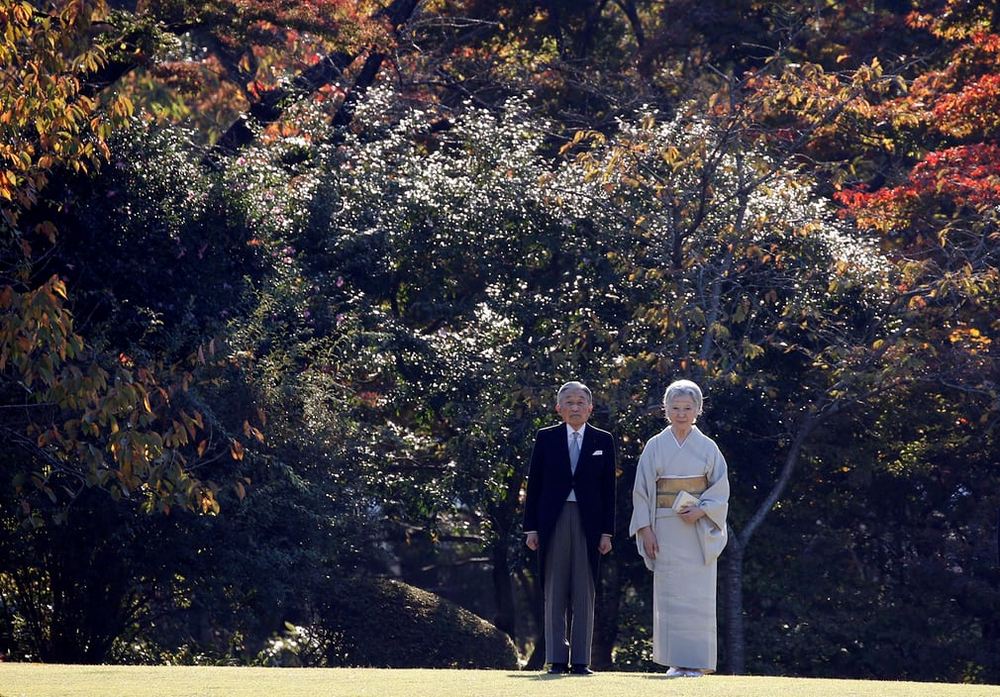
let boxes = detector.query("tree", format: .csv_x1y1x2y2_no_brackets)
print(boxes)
724,0,999,674
555,93,919,672
0,1,230,522
3,0,997,679
95,0,420,148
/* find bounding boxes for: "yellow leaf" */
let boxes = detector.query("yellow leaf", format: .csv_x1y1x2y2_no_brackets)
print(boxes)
200,490,219,514
51,275,67,299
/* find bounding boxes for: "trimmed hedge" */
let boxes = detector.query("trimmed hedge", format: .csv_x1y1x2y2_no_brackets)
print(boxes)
318,576,517,669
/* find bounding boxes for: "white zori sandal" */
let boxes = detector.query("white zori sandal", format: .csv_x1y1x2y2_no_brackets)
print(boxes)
666,667,704,677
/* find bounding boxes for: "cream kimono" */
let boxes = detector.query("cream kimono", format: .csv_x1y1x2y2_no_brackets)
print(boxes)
629,425,730,671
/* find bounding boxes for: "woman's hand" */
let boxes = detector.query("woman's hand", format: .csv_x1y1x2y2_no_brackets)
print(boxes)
639,526,659,559
679,506,706,525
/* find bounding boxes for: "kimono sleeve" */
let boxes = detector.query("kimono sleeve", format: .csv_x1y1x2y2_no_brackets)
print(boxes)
629,439,656,538
693,439,730,565
629,439,659,571
698,441,730,531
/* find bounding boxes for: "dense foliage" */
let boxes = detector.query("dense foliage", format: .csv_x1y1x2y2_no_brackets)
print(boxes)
1,0,996,681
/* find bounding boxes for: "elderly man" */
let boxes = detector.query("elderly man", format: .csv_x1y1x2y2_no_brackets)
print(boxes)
523,381,617,675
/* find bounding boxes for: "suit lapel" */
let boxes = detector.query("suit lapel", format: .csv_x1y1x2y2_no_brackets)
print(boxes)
558,425,572,475
576,425,596,475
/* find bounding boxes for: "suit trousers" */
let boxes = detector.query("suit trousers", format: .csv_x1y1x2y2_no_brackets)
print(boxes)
544,501,595,665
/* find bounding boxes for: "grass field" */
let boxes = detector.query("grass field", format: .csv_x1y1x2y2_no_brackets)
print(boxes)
1,665,997,697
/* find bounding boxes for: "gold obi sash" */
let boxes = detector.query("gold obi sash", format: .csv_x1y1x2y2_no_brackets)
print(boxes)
656,476,708,509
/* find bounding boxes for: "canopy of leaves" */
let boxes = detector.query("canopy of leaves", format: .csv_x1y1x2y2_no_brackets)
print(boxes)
0,0,996,683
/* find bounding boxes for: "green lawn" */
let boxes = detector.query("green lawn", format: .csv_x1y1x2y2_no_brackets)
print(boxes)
0,665,996,697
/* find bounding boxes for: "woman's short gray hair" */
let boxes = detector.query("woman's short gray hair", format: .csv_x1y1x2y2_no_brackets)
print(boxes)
557,381,593,405
663,379,703,414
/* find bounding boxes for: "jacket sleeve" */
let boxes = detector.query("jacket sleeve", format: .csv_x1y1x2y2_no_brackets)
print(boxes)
522,430,544,533
629,439,655,538
602,432,617,537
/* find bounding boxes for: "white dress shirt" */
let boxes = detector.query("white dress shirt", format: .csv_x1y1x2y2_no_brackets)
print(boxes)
565,423,586,502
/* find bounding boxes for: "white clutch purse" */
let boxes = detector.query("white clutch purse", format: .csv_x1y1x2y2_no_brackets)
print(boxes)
671,490,701,513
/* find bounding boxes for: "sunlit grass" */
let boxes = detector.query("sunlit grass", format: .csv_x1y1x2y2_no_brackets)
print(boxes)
0,665,996,697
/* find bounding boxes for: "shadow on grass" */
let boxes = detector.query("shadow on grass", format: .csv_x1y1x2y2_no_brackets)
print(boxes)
507,672,670,680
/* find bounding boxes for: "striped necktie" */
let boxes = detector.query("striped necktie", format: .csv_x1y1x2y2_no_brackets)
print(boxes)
570,431,581,473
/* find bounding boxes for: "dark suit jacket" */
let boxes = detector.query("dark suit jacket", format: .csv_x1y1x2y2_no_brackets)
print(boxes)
523,422,617,583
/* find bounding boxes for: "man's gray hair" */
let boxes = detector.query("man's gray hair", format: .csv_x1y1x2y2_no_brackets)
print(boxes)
663,379,703,414
557,381,593,405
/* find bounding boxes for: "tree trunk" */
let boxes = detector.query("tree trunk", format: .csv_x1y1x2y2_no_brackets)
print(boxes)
591,556,619,669
210,0,420,155
490,537,516,641
613,0,645,47
490,449,532,646
717,409,832,674
721,535,745,674
524,573,546,670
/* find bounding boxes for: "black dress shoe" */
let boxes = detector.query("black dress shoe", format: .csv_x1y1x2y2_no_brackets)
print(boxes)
547,662,569,674
570,664,594,675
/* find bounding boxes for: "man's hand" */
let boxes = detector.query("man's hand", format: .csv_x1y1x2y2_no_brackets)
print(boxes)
525,531,540,551
639,526,658,559
598,534,612,555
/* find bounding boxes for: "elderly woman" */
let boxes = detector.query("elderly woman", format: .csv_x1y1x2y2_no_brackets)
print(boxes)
629,379,730,677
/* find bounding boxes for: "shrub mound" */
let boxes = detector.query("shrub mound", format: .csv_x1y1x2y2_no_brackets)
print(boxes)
317,576,517,669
